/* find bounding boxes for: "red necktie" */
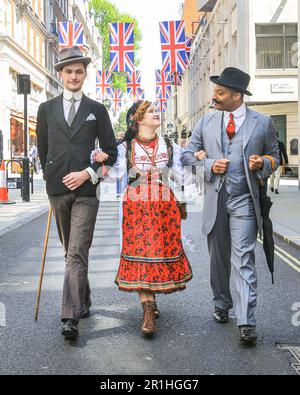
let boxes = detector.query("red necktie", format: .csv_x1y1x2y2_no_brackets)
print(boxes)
226,113,236,140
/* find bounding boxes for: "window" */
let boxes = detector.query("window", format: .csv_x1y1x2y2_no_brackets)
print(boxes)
256,24,297,69
271,115,287,146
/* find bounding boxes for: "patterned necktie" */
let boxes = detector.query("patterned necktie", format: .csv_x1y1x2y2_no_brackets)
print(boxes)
226,113,236,140
67,97,76,127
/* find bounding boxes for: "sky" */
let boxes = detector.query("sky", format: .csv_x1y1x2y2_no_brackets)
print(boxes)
110,0,183,101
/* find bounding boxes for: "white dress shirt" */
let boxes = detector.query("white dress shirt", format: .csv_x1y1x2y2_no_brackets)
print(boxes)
63,89,82,122
63,88,98,185
223,103,247,133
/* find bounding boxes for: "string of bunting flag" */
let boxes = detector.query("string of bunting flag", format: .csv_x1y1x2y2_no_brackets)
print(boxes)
156,20,192,113
57,19,193,115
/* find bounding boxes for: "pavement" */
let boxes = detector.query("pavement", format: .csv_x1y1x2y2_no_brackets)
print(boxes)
269,179,300,250
0,191,300,375
0,174,49,237
0,175,299,249
0,174,300,375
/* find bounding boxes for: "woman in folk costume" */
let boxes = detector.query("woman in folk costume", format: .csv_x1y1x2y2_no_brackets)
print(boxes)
92,101,201,336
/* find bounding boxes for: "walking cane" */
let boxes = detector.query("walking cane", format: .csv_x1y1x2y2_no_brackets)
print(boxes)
34,207,53,321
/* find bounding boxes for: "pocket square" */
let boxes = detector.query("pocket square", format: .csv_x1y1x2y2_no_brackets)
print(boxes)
86,114,96,121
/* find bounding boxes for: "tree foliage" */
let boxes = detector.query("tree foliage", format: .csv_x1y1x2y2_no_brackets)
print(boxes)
113,112,127,136
90,0,142,92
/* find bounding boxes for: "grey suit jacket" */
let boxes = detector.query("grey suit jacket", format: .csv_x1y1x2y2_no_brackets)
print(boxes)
182,108,280,236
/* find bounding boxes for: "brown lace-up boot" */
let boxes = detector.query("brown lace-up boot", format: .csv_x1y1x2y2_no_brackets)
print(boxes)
150,301,160,318
141,301,156,336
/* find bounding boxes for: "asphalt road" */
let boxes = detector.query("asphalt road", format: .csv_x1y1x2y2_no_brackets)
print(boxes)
0,200,300,375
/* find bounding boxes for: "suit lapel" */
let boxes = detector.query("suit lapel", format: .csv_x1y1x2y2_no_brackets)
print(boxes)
71,94,93,138
213,111,223,152
53,94,70,137
243,109,258,150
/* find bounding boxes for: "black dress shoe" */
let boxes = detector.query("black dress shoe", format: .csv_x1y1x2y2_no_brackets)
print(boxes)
239,325,257,344
270,187,274,193
275,190,279,195
213,309,229,324
80,305,90,319
61,319,79,340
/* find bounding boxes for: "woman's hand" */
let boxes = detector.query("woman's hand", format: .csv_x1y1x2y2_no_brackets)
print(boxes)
95,151,109,163
194,150,207,161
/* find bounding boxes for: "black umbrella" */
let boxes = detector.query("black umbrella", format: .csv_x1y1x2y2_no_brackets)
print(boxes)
258,179,275,284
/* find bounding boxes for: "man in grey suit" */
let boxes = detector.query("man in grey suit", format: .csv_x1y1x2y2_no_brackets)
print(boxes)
183,67,279,344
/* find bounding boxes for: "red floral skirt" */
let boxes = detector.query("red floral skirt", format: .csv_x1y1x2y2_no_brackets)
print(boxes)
115,182,192,294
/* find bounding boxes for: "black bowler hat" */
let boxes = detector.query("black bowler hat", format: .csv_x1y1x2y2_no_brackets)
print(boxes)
54,46,91,71
210,67,252,96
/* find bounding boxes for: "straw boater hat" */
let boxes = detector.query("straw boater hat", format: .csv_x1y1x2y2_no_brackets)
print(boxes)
54,46,91,72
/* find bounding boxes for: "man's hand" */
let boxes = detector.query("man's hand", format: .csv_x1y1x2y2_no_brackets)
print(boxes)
212,159,230,175
194,150,207,161
95,151,109,163
249,155,264,172
63,170,90,191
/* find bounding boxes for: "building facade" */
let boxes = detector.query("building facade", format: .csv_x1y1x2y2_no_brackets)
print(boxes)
0,0,48,160
184,0,298,172
0,0,102,161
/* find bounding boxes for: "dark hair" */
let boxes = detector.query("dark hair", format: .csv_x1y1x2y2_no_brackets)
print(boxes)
122,101,151,143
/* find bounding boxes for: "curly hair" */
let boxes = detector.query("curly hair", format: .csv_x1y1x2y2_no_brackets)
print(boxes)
132,101,152,122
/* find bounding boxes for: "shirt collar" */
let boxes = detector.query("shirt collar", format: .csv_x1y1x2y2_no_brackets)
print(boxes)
224,103,247,119
63,89,83,101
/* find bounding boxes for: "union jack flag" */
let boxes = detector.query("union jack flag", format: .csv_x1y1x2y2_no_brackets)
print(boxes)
109,22,135,73
107,88,123,113
58,22,84,50
169,71,183,86
136,88,145,101
155,70,171,99
159,20,187,73
96,70,112,102
185,37,192,63
155,99,168,113
126,70,142,101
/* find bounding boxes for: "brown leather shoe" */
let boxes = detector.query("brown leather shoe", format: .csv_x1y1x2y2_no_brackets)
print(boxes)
141,301,156,336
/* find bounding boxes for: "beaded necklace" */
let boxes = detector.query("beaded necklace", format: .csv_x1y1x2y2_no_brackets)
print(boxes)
131,135,159,175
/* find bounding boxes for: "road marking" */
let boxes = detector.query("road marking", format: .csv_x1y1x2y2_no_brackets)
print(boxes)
274,245,300,268
278,345,300,375
257,239,300,274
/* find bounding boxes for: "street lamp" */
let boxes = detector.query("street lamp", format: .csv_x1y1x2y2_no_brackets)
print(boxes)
17,74,31,203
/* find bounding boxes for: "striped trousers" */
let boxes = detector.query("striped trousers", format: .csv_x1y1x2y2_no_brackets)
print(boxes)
207,185,258,326
49,193,99,322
